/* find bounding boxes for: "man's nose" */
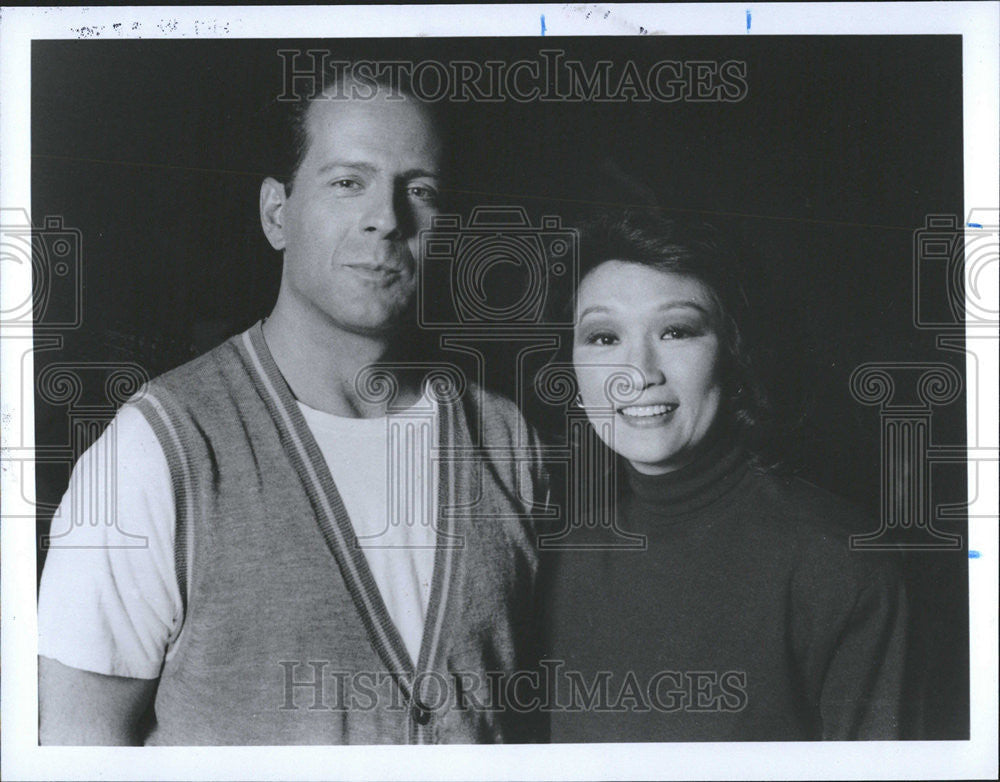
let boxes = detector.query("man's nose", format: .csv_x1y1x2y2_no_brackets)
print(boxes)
362,183,408,238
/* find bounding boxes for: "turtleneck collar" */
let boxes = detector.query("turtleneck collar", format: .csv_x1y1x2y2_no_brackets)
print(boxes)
623,429,751,519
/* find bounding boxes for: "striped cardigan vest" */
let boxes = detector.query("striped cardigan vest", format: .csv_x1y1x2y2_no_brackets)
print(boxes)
130,323,545,744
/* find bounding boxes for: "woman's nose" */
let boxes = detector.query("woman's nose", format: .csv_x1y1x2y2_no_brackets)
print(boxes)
627,340,666,389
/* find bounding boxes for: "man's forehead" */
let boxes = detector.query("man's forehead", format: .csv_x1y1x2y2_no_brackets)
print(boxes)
302,94,442,161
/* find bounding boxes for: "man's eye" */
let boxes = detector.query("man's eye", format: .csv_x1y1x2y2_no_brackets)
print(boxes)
584,332,618,346
331,179,361,191
407,185,439,203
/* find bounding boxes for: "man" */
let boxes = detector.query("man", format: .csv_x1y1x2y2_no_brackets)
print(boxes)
38,72,548,744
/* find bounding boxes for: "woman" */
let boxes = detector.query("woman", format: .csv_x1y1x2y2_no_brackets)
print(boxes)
540,210,907,741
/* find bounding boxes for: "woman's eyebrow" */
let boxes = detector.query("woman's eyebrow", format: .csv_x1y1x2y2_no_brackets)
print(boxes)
577,305,613,320
656,301,710,314
577,300,710,322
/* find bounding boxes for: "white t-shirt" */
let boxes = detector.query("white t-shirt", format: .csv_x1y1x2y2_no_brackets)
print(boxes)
38,396,439,678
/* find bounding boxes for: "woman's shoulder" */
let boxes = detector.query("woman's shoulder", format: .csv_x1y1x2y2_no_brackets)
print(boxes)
738,468,901,589
749,468,869,531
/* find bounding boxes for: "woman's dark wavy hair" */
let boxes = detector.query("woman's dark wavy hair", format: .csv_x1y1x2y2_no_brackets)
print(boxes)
547,208,774,464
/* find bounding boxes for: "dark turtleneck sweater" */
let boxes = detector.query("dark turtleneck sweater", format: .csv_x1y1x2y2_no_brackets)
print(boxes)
540,437,907,742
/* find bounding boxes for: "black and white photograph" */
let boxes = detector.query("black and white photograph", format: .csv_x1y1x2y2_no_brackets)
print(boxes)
1,3,997,780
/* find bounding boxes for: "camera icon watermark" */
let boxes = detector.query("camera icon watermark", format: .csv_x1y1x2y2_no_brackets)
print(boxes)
418,207,578,329
1,208,83,331
913,209,998,330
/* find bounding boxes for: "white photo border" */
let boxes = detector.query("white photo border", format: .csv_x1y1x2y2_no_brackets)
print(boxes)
2,3,997,780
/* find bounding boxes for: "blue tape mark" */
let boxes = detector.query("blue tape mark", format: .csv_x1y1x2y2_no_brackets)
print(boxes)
746,10,751,32
541,14,546,36
969,550,981,559
968,222,983,228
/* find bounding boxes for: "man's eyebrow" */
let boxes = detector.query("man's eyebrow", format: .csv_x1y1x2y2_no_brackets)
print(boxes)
315,161,377,177
400,167,441,180
314,161,441,179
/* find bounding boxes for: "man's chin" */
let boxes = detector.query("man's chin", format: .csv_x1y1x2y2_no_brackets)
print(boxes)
344,304,419,338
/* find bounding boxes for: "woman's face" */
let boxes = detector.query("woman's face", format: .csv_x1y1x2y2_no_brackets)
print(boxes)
572,261,724,475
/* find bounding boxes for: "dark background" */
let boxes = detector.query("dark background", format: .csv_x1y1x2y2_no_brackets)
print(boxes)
32,37,968,739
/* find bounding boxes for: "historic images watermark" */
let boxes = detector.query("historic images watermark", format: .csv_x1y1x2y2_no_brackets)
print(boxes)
279,660,748,714
277,50,749,103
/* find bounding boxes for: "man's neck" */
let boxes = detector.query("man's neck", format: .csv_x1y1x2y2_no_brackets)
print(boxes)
261,304,420,419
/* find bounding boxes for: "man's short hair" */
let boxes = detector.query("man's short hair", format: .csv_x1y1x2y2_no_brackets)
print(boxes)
262,61,447,194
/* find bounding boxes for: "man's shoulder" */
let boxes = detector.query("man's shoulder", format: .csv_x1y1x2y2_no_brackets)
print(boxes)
456,382,535,446
119,330,257,453
462,382,523,419
153,334,242,387
132,330,247,406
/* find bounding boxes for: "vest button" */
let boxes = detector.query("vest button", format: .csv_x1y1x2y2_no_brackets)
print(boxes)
411,700,432,726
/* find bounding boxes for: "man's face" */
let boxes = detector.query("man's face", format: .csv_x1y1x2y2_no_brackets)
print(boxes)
264,94,443,336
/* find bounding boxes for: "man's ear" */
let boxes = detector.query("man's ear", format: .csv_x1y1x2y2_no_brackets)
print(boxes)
260,177,288,251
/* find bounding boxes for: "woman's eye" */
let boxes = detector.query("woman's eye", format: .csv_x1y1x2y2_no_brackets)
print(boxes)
584,332,619,346
662,326,694,340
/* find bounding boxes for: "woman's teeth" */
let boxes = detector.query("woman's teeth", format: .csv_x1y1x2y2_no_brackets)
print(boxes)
619,403,678,417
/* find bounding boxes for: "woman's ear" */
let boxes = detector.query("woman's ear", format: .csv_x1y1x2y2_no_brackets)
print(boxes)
260,177,288,251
